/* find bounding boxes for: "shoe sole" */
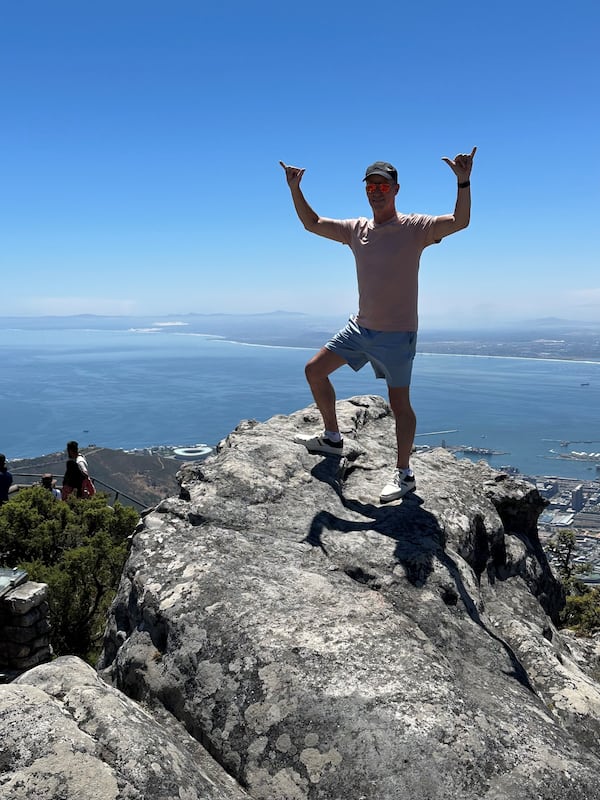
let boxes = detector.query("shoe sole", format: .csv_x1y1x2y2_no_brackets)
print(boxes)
294,436,343,456
306,446,344,456
379,484,416,503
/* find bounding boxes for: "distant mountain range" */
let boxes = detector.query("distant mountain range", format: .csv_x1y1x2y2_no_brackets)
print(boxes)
1,313,599,359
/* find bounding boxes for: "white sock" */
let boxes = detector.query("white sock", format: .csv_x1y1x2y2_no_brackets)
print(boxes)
400,467,414,478
325,430,342,443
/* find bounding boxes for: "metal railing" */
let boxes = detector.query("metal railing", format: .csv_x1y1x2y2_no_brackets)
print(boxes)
9,473,148,510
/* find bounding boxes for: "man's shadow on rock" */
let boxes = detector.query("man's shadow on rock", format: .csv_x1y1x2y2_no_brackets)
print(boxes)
305,458,442,587
304,458,535,692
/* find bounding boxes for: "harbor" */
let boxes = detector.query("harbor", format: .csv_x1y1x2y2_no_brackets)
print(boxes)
547,449,600,470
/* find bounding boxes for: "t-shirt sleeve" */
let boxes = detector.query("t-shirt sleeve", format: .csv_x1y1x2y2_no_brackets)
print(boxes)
411,214,440,247
304,217,357,246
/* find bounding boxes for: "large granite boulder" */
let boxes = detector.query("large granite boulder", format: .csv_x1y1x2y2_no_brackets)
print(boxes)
0,655,252,799
95,395,600,800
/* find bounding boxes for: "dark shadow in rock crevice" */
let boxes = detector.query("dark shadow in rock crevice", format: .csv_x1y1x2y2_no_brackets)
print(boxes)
304,471,536,694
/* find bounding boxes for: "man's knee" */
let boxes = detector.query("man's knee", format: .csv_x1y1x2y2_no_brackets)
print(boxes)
388,386,413,416
305,359,321,384
305,349,346,383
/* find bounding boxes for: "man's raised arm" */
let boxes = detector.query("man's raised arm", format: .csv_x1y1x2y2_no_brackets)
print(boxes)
431,146,477,240
279,161,346,242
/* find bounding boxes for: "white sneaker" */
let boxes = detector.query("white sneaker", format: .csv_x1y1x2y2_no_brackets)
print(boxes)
294,433,344,456
380,469,416,503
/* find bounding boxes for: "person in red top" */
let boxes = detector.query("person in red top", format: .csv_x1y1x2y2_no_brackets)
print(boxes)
281,149,476,501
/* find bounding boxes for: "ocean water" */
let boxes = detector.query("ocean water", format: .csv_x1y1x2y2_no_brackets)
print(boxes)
1,319,599,480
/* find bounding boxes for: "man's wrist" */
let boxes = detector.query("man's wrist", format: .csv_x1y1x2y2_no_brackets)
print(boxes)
458,180,470,189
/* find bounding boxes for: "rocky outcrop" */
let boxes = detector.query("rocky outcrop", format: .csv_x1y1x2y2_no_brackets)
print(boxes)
1,656,252,799
91,395,600,800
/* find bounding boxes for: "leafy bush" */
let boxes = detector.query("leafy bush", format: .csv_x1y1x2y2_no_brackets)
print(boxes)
0,486,138,662
563,588,600,635
547,528,600,636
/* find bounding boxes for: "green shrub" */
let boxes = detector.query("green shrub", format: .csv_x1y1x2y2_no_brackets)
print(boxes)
547,528,600,636
0,486,138,662
563,588,600,635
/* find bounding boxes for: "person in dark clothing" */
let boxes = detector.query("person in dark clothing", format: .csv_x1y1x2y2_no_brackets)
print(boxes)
62,441,91,499
0,453,13,505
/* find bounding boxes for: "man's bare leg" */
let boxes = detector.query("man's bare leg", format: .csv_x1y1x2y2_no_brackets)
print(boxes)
388,386,416,469
304,348,348,432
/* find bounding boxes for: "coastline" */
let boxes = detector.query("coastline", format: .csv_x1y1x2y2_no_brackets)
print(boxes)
2,319,599,474
418,351,600,365
3,313,600,363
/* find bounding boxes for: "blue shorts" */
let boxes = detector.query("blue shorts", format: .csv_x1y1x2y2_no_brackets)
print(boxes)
325,318,417,388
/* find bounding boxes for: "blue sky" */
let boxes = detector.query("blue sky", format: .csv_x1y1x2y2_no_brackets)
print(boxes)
0,0,598,327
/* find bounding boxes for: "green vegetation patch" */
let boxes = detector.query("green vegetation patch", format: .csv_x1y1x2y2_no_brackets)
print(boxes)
0,487,138,663
548,528,600,636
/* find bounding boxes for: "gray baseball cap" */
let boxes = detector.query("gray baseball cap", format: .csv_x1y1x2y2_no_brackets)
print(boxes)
363,161,398,183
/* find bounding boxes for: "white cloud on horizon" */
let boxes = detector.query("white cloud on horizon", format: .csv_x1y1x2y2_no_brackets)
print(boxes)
5,285,600,327
567,288,600,309
8,297,138,316
419,284,600,328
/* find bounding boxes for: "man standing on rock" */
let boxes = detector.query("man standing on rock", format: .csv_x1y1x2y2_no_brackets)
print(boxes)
280,149,476,502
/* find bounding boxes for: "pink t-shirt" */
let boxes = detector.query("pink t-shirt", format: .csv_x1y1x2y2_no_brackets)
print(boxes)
311,213,438,331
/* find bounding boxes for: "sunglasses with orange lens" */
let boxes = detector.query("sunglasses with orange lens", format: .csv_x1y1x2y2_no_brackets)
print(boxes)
365,182,392,194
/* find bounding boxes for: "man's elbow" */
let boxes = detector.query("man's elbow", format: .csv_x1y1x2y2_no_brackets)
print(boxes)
435,213,470,240
302,215,321,233
455,214,470,232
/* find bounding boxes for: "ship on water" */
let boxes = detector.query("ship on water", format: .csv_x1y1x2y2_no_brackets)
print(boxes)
548,449,600,471
451,445,509,457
